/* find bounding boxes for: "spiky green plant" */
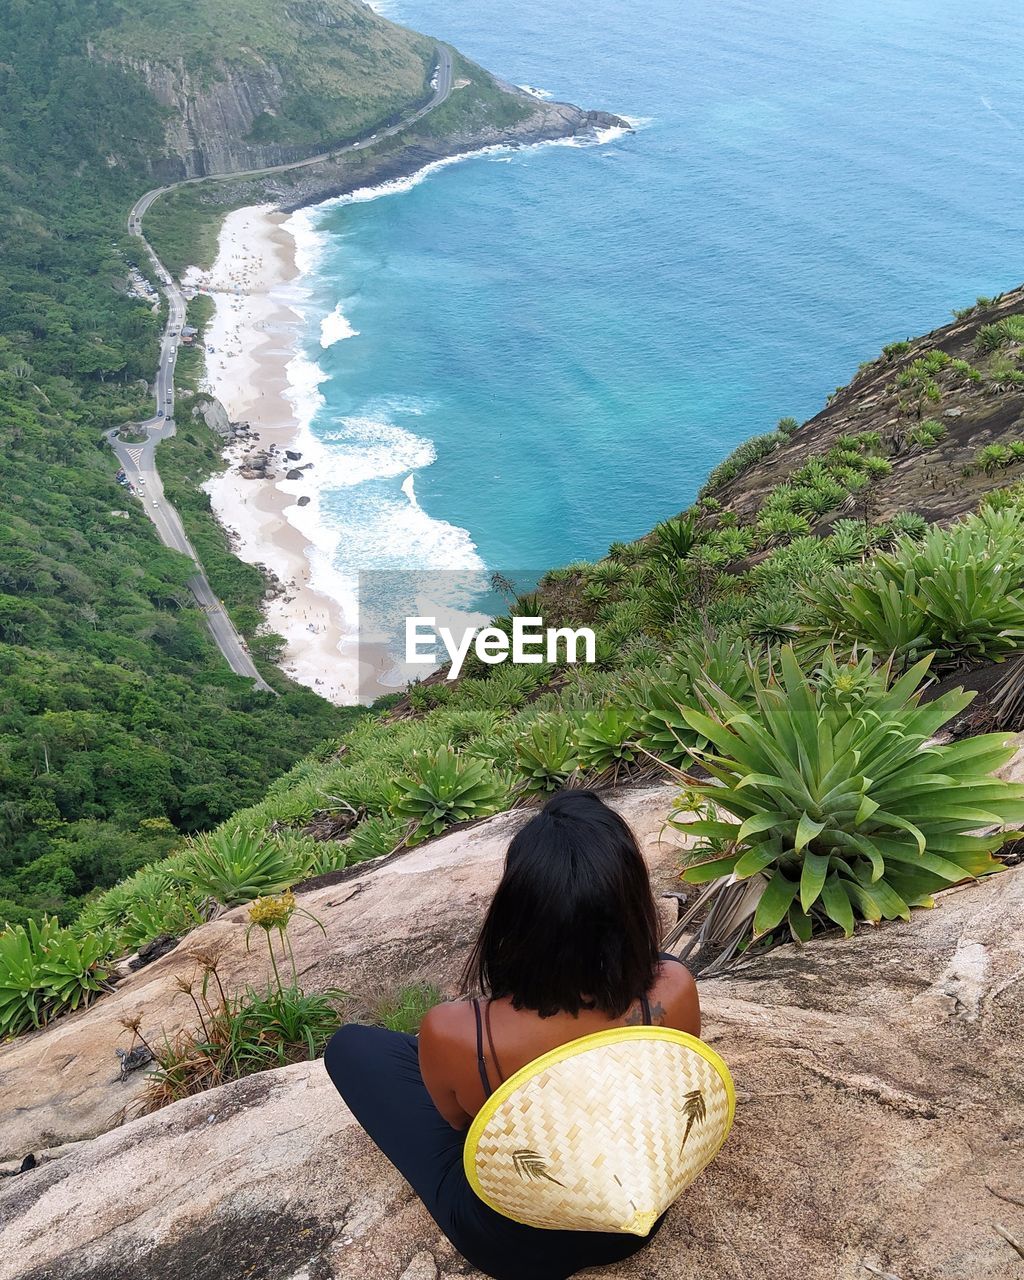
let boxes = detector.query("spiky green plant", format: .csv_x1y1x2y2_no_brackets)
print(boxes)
514,715,579,794
975,314,1024,354
755,509,811,546
742,598,803,647
590,560,628,586
976,443,1013,474
1,917,114,1039
651,515,698,562
670,648,1024,947
185,826,311,906
575,705,640,775
635,635,756,767
391,746,511,844
825,519,874,565
881,511,928,541
582,580,611,607
807,510,1024,671
903,418,946,449
345,812,405,861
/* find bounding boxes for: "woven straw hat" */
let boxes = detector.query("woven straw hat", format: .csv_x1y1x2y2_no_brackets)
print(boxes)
464,1026,734,1236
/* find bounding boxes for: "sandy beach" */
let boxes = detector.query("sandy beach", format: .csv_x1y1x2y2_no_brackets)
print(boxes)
194,204,389,704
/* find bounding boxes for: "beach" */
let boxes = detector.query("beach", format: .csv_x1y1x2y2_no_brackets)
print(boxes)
195,204,388,704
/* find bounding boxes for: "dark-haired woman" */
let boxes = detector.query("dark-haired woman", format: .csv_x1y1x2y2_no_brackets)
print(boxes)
324,789,700,1280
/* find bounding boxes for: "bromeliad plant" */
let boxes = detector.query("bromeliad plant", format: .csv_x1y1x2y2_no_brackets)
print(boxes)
391,745,511,844
670,647,1024,949
184,825,312,906
1,917,114,1039
514,715,579,794
807,509,1024,672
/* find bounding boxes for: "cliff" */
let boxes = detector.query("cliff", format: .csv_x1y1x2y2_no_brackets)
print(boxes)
79,0,616,184
2,783,1022,1280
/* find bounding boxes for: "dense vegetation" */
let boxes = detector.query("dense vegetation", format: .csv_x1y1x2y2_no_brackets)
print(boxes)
96,0,436,155
0,0,366,930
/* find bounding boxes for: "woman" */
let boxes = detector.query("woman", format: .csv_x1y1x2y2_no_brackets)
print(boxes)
325,789,700,1280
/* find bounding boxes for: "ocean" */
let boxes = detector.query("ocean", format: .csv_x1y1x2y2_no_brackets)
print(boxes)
282,0,1024,598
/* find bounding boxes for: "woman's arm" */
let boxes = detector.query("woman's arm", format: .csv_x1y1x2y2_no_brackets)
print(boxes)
418,1004,474,1130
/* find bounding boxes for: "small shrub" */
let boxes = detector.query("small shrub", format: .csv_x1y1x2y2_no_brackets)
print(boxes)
755,509,811,546
825,519,874,565
590,559,627,586
185,826,310,906
742,597,802,647
635,636,755,767
670,648,1024,946
699,432,783,497
575,705,640,776
391,746,511,844
1,917,114,1039
346,812,405,861
903,418,946,449
514,715,579,793
807,509,1024,670
975,314,1024,354
648,515,698,562
976,443,1013,474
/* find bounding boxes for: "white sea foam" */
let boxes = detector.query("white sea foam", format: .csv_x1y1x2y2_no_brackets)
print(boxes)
519,84,554,100
272,121,632,661
320,302,360,348
321,416,436,487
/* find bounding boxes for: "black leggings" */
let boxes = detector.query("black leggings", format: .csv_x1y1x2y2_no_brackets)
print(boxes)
324,1023,665,1280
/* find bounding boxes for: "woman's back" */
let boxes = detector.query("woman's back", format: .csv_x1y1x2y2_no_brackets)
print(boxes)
420,955,700,1128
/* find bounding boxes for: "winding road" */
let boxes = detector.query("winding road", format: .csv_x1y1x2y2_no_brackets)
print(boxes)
109,47,454,690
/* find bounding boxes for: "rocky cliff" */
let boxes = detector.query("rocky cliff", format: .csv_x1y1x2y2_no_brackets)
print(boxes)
93,48,298,179
2,783,1022,1280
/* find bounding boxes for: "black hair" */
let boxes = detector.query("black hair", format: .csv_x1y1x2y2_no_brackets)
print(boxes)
461,789,660,1018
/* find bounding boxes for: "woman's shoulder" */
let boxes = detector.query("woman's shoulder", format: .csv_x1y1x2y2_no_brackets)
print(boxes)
420,997,476,1048
653,955,701,1036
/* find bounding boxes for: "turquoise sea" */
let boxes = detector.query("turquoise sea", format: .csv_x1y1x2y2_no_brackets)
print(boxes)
285,0,1024,591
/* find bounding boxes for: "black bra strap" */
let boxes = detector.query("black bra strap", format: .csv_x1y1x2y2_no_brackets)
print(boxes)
472,998,493,1097
640,992,652,1025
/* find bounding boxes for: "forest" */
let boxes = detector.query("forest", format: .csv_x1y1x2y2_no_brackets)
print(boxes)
0,0,359,926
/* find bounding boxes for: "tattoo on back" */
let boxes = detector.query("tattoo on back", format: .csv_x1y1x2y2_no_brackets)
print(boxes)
624,999,666,1026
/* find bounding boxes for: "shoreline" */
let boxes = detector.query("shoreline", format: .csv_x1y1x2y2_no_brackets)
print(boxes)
195,205,392,704
194,122,634,705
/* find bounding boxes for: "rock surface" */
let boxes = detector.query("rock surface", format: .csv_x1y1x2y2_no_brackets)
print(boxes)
0,786,683,1163
2,846,1021,1278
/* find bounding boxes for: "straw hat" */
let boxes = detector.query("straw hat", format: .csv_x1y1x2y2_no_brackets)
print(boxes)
464,1026,734,1235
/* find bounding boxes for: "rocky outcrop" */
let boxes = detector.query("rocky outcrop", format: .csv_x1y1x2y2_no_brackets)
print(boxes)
2,825,1021,1278
93,48,299,180
0,786,683,1164
273,100,627,213
191,396,232,438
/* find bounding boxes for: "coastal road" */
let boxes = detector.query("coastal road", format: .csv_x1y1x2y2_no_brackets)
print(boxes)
112,47,454,690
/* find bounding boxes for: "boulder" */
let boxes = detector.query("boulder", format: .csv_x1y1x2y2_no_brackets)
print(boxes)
0,786,684,1163
2,859,1021,1279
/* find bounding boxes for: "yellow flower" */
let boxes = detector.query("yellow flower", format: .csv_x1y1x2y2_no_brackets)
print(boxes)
247,890,296,931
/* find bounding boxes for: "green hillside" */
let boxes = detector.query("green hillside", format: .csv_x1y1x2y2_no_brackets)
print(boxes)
0,0,482,930
89,0,436,156
20,285,1021,1013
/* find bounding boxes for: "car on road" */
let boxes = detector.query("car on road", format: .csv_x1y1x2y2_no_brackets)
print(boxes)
152,501,158,508
157,411,164,417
